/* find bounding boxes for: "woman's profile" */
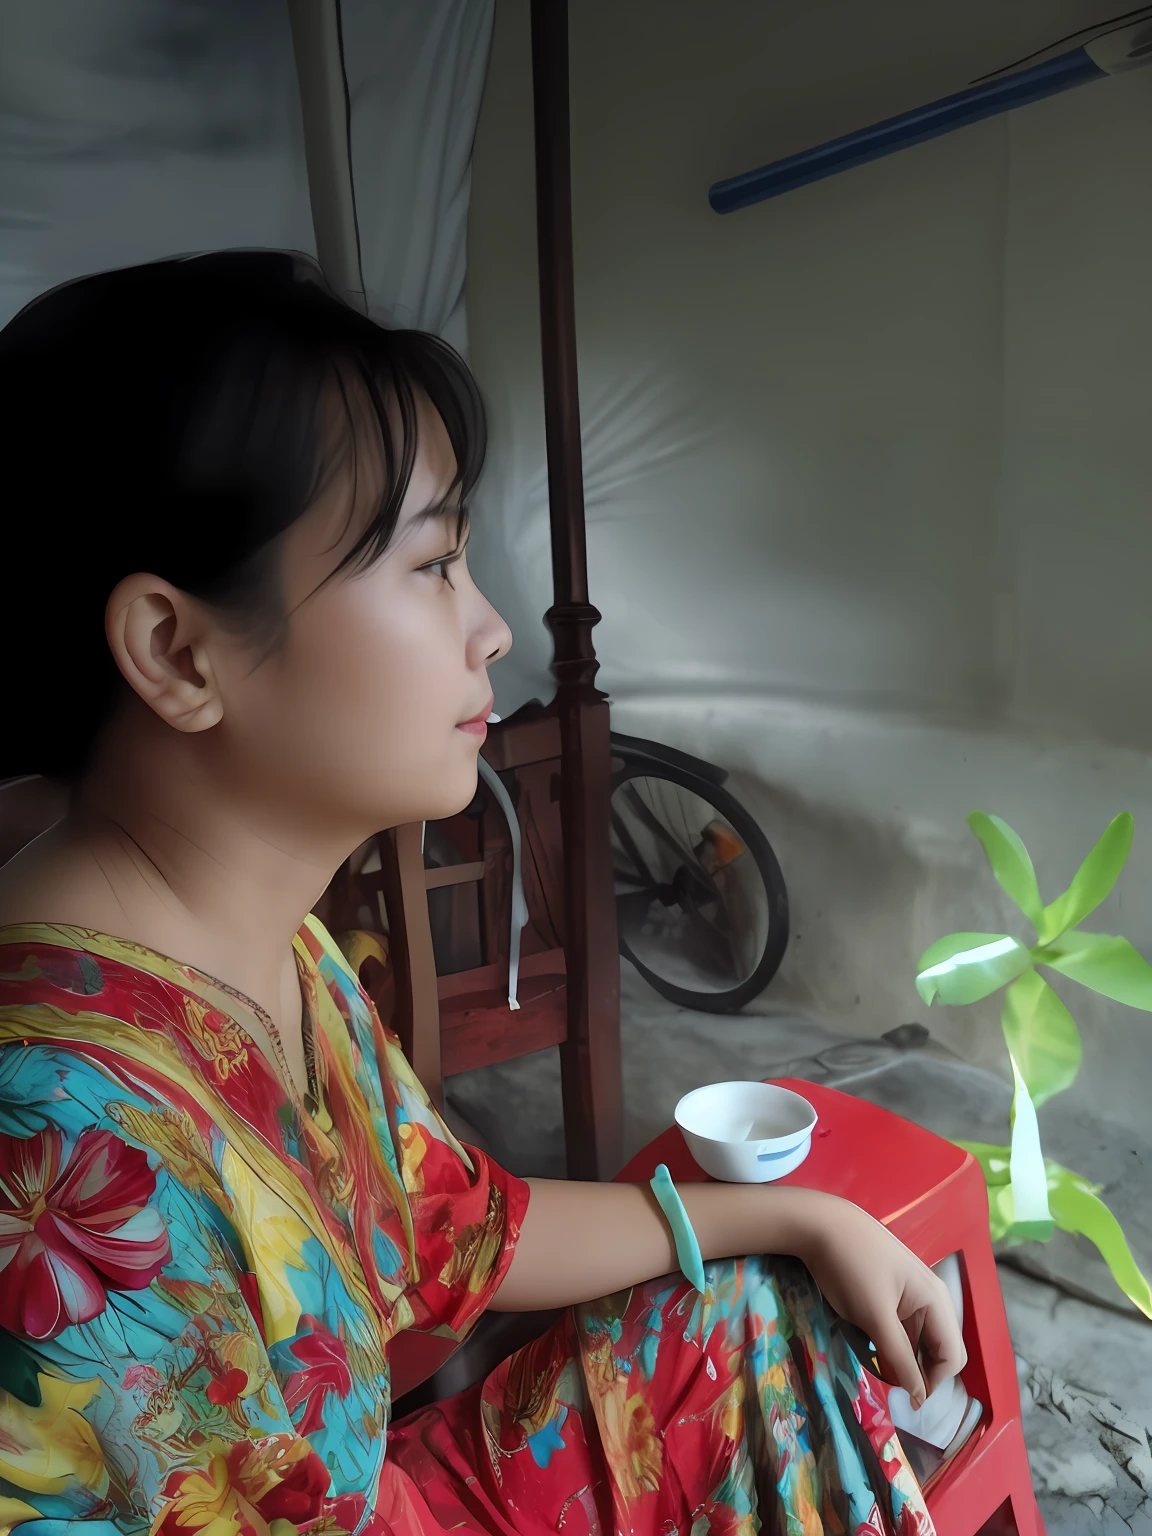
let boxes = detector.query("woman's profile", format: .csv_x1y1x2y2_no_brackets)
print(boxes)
0,251,963,1536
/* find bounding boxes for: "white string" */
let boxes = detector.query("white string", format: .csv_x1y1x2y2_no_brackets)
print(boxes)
477,749,528,1011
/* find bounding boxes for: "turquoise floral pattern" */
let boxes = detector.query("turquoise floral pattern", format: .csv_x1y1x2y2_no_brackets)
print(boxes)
0,919,934,1535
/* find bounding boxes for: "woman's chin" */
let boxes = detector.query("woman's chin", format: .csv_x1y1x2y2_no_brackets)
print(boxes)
356,751,481,831
412,766,481,825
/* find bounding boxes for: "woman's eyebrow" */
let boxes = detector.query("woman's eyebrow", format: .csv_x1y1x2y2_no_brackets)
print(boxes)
409,501,464,529
392,499,468,554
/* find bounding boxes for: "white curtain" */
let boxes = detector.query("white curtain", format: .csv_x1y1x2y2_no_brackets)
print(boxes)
340,0,494,355
0,0,495,354
0,0,314,326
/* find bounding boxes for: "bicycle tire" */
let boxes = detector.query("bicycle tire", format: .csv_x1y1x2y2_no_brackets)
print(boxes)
609,730,729,788
609,747,789,1013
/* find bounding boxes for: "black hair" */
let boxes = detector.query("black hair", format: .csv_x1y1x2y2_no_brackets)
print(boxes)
0,249,485,782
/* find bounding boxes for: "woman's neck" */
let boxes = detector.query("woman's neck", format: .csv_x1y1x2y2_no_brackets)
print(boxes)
0,730,361,1097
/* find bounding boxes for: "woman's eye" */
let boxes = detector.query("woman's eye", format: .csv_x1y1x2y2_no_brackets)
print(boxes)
424,554,459,586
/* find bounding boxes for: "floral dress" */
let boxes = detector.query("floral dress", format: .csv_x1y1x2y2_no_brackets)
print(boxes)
0,919,934,1536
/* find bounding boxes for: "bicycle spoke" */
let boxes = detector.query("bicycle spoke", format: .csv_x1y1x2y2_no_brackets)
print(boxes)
610,803,657,890
609,757,788,1008
620,782,696,868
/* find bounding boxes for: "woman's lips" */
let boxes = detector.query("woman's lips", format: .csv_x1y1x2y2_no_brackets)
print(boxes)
456,696,495,736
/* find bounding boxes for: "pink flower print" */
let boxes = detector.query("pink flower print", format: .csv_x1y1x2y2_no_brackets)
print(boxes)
0,1126,171,1340
281,1315,354,1436
123,1363,167,1395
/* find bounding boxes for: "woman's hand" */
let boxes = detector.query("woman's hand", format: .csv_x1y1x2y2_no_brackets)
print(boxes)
794,1192,968,1408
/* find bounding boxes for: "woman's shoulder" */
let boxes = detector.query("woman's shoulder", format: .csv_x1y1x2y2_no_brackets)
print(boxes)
0,921,223,1035
0,924,301,1157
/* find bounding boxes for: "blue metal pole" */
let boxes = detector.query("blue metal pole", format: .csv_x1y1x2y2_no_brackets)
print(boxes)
710,48,1105,214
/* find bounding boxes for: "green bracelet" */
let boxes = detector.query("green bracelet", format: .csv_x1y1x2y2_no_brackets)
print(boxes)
650,1163,707,1294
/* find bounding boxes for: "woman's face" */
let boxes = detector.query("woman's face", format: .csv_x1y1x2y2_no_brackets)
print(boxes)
200,388,512,836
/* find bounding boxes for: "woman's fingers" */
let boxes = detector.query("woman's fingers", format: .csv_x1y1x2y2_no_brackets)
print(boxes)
796,1201,969,1412
917,1289,968,1397
870,1311,927,1407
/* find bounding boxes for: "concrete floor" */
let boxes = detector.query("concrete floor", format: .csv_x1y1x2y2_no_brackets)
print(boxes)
445,961,1152,1534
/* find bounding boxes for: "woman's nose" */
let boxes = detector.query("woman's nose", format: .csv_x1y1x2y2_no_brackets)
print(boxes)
486,611,513,663
471,592,513,667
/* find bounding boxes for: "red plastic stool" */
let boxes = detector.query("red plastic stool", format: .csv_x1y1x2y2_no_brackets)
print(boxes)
616,1078,1045,1536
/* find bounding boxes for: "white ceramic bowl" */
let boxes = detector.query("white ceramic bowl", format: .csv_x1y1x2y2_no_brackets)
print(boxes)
675,1081,818,1183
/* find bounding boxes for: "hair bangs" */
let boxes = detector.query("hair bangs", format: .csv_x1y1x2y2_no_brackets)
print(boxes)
319,329,485,585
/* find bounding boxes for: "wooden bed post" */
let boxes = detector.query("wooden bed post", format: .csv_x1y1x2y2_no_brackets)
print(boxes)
530,0,623,1180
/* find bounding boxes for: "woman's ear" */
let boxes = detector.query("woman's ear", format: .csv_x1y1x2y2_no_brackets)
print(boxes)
104,574,224,734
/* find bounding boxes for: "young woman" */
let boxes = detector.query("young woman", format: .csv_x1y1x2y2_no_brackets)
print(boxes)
0,253,963,1536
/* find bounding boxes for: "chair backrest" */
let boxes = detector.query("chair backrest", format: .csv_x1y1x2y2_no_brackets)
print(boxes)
317,824,443,1107
372,825,442,1105
0,776,68,866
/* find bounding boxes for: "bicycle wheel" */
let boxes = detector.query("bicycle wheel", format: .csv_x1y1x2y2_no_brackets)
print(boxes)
609,750,789,1013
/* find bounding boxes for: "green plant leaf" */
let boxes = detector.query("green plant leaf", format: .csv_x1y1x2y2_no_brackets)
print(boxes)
1047,1160,1152,1319
988,1180,1018,1242
1000,969,1082,1107
916,933,1031,1008
995,1179,1026,1241
954,1139,1013,1185
960,1144,1152,1305
1005,1052,1055,1238
955,1140,1015,1239
957,1142,1054,1242
1035,931,1152,1012
967,812,1044,930
1038,812,1134,945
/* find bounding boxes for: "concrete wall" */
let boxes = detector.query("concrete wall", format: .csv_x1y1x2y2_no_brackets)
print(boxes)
465,0,1152,1139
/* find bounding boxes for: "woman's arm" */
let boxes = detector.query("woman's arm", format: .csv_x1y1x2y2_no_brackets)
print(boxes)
490,1176,815,1310
491,1177,966,1408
